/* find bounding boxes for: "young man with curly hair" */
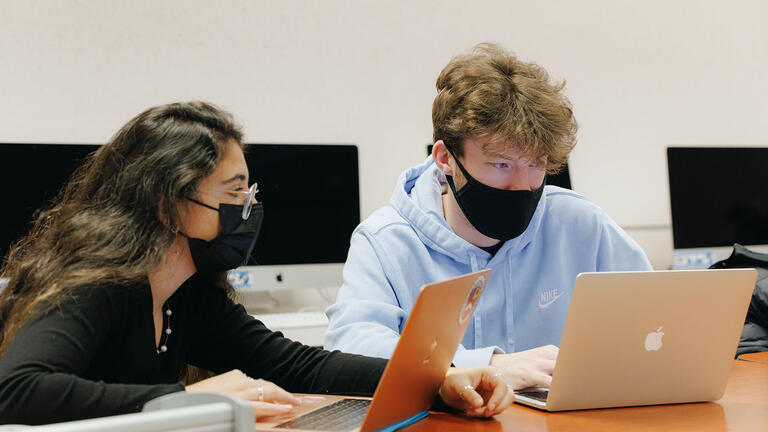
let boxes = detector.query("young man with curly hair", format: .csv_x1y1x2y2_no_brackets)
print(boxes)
325,43,651,389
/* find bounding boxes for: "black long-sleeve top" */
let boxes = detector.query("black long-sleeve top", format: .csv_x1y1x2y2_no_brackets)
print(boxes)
0,273,387,425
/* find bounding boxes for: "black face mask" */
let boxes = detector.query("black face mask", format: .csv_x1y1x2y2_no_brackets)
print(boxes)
185,200,264,273
445,148,545,241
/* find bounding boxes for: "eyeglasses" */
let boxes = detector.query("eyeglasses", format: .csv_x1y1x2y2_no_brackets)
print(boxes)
201,183,259,220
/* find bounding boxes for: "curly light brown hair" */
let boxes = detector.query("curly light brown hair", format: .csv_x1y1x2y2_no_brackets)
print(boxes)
432,43,577,174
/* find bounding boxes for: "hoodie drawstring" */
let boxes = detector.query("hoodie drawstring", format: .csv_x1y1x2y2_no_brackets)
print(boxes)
505,256,515,351
468,253,479,272
468,252,483,347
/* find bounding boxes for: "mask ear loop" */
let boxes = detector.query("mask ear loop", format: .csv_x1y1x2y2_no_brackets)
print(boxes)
443,143,475,182
187,197,220,212
172,197,218,239
443,143,477,199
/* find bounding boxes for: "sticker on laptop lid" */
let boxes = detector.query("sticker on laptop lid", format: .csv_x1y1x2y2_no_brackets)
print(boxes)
459,275,485,324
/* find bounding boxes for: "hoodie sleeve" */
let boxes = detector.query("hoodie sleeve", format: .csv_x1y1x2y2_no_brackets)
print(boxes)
452,345,504,368
183,280,387,396
324,230,407,359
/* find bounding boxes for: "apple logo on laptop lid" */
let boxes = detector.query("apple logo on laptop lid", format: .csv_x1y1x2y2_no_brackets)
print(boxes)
644,326,665,351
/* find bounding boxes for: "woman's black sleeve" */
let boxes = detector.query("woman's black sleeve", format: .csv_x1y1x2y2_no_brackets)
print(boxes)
186,286,388,396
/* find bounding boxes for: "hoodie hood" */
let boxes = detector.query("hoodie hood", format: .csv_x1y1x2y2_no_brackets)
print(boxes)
389,156,548,268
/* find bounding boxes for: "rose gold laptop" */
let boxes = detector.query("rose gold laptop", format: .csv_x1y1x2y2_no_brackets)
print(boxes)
515,269,757,411
255,269,491,431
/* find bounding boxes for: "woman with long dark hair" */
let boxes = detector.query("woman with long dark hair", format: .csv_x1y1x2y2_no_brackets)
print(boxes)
0,102,513,425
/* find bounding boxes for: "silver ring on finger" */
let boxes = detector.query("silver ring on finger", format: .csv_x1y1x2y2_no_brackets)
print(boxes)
257,378,264,402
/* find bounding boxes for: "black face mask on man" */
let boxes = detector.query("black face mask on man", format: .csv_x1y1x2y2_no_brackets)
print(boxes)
444,146,545,241
184,199,264,273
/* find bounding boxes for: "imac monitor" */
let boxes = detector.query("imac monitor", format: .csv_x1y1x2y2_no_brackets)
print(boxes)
229,143,360,292
667,147,768,268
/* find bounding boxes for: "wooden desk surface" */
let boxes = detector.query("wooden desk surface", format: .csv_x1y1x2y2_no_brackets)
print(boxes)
739,351,768,364
403,358,768,431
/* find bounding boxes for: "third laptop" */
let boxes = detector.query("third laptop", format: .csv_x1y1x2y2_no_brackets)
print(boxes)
515,269,756,411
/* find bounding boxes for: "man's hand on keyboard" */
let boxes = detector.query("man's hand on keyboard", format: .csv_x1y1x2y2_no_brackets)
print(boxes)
186,369,301,419
490,344,558,389
438,366,515,417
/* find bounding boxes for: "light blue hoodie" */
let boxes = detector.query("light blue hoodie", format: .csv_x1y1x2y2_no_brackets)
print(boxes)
325,157,651,367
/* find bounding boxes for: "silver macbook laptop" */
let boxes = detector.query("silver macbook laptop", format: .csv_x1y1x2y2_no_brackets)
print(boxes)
515,269,756,411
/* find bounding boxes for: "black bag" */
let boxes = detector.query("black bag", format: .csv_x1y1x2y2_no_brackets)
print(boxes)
709,244,768,355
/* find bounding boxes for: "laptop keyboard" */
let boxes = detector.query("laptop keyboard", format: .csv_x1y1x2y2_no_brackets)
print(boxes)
275,398,371,431
517,389,550,403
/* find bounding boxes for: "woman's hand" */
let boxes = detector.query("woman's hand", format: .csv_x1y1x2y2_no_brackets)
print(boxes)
185,369,301,419
438,366,515,417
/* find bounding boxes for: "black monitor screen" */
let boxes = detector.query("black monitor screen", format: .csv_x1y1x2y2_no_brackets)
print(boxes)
0,143,360,266
667,147,768,249
1,143,101,261
243,144,360,265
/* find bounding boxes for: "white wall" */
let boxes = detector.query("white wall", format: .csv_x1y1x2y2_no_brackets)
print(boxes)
2,0,766,269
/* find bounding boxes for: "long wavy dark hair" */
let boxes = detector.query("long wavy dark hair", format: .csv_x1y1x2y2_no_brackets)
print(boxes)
0,101,243,356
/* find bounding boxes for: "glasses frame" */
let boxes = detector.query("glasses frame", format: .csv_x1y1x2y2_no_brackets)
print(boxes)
202,183,259,220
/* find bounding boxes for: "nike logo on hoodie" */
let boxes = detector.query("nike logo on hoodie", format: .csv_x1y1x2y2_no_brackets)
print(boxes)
538,289,565,309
